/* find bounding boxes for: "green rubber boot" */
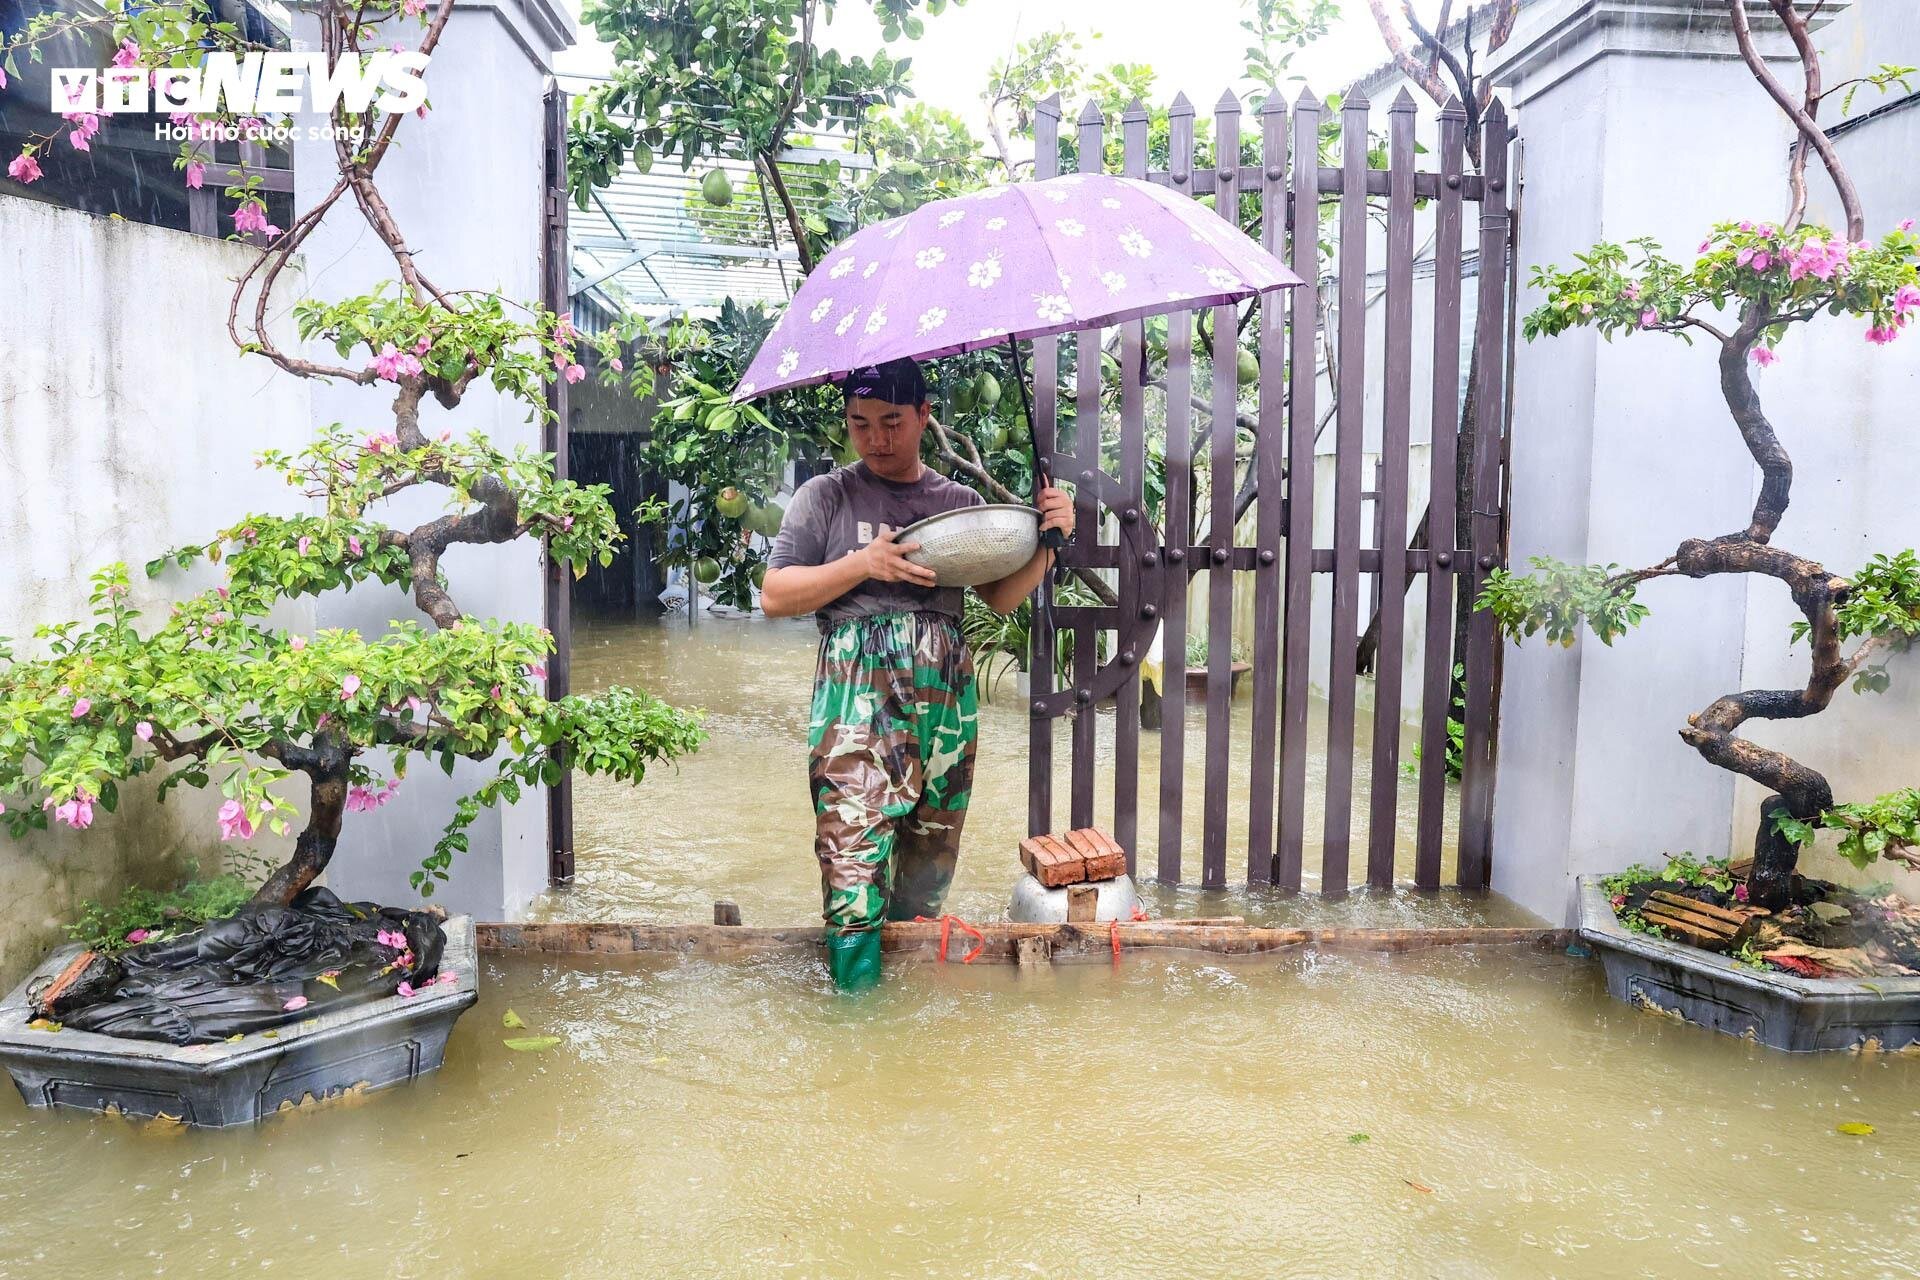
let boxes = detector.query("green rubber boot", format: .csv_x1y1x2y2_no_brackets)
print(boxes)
827,929,883,993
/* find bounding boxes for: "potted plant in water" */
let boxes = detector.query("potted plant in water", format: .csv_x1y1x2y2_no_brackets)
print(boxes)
0,0,703,1116
1485,4,1920,1047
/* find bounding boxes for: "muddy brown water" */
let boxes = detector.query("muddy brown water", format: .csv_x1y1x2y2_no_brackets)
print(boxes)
535,613,1541,929
3,616,1915,1277
1,949,1916,1277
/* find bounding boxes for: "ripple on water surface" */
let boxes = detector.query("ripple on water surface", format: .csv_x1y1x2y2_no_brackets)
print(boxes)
0,949,1916,1279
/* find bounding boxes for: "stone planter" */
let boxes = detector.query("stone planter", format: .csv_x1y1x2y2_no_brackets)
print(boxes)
0,915,478,1126
1576,877,1920,1052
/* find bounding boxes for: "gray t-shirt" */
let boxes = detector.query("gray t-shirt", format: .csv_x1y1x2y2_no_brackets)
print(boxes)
768,461,985,631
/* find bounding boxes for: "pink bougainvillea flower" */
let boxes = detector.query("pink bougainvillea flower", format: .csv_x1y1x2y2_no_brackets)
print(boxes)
7,150,42,184
1697,239,1711,254
365,431,399,453
64,113,101,151
1639,309,1659,328
1734,882,1750,903
406,695,424,716
0,66,7,90
435,971,458,986
135,721,153,742
55,792,96,830
289,634,307,651
282,995,309,1012
184,161,205,190
413,335,432,355
1620,282,1640,301
370,345,423,383
528,663,547,680
1749,250,1772,272
297,535,312,556
216,799,255,841
1867,325,1900,345
490,684,502,700
1899,218,1916,232
561,516,574,532
340,674,362,701
1893,284,1920,318
126,928,152,944
0,801,7,816
376,928,407,950
551,348,571,372
1750,346,1777,367
396,981,417,999
564,363,586,384
233,201,271,235
348,535,364,557
111,40,141,68
71,697,92,718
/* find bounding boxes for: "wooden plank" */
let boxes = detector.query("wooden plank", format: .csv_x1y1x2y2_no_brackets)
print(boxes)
477,920,1577,962
1366,90,1418,891
1415,99,1468,891
1276,91,1321,895
1202,91,1243,892
1028,94,1063,839
1158,94,1197,887
1246,93,1288,886
1457,102,1513,891
1321,92,1371,896
1070,98,1104,832
1117,98,1151,873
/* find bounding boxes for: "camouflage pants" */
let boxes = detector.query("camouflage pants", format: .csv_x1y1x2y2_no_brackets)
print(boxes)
808,611,978,939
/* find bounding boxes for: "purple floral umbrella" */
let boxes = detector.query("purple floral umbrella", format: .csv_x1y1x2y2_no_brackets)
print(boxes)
732,171,1302,402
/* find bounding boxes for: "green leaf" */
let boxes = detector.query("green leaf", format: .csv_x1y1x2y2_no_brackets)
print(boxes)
503,1035,563,1052
502,1008,526,1028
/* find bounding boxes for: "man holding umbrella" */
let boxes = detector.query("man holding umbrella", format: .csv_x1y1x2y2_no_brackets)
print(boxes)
761,357,1074,992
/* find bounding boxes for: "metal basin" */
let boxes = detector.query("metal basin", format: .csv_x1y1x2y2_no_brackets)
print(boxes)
1007,873,1142,923
898,504,1040,587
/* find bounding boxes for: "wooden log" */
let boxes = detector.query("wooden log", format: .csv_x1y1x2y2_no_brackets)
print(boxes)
477,920,1574,963
713,900,741,926
1015,935,1053,968
1639,904,1733,950
1066,884,1099,923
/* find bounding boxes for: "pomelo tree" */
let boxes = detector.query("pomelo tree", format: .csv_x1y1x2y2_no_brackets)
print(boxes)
0,0,703,905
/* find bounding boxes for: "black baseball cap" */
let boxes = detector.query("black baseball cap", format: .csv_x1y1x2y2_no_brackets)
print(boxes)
839,357,927,407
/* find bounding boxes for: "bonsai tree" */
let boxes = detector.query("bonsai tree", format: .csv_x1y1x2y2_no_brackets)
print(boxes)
1484,2,1920,910
0,0,703,906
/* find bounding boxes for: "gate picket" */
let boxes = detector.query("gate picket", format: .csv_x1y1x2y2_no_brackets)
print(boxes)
1245,94,1287,885
1458,100,1513,889
1275,91,1321,895
1070,99,1105,832
1322,93,1371,896
1366,90,1417,889
1202,92,1243,891
1157,94,1197,885
1028,94,1062,840
1116,100,1150,873
1415,98,1467,889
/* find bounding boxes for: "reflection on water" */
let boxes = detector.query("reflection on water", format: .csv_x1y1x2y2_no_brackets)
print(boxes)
536,613,1538,928
1,948,1914,1277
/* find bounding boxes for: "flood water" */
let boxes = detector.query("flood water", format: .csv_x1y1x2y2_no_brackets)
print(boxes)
2,947,1915,1278
535,613,1542,929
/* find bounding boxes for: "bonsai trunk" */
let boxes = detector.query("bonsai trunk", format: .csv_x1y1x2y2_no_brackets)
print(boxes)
1749,795,1802,912
249,738,353,908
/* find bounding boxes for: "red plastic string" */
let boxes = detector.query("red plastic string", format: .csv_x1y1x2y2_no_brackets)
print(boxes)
1110,919,1122,963
914,914,985,964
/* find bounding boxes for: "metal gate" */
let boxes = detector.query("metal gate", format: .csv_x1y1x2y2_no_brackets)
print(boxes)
1026,88,1513,895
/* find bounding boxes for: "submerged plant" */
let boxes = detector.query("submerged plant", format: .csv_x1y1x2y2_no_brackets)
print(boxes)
1484,6,1920,908
0,1,704,905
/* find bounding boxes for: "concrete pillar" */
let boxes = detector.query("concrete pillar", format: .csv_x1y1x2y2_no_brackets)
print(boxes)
1484,0,1847,924
286,0,574,920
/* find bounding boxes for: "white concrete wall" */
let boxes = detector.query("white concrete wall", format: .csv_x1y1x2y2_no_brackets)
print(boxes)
0,197,315,982
284,0,573,920
1486,0,1920,922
